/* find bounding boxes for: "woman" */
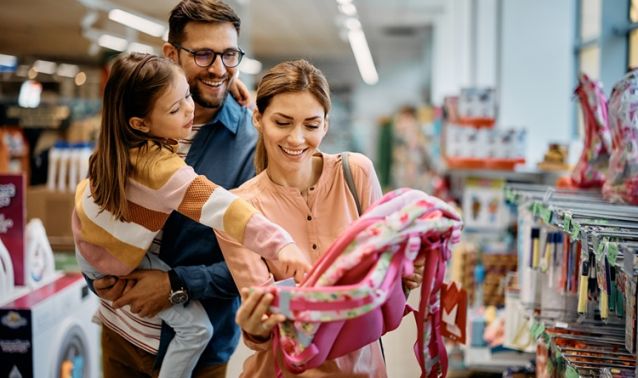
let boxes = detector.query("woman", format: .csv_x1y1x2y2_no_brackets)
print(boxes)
219,59,424,377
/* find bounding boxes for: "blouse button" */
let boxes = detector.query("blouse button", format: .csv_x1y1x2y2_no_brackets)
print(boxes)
312,244,317,250
307,215,312,221
309,187,315,191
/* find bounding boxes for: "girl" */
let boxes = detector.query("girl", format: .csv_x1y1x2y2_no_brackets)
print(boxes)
72,52,310,378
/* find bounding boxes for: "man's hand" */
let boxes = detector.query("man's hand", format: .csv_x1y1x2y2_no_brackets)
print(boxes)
112,270,172,318
93,276,130,301
276,244,312,283
229,78,252,107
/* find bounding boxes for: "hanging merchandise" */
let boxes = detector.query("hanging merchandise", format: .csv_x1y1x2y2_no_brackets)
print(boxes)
571,73,612,188
603,69,638,204
504,184,638,377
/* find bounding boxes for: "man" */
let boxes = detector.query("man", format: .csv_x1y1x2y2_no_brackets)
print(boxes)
91,1,255,376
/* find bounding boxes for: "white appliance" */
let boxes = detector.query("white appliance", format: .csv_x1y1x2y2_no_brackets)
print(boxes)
0,273,100,378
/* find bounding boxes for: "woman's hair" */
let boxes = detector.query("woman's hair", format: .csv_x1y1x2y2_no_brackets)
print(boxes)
89,52,180,221
168,0,241,45
254,59,331,173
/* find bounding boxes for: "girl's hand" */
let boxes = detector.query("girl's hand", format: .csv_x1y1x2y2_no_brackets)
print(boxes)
276,244,312,283
236,287,285,339
229,78,252,107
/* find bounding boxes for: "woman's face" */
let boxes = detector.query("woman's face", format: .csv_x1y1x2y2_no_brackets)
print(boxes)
255,90,328,175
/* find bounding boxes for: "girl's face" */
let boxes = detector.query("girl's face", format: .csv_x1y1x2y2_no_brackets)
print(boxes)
141,71,195,141
254,90,328,176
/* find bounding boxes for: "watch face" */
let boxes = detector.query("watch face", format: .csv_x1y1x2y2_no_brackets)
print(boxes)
170,290,188,305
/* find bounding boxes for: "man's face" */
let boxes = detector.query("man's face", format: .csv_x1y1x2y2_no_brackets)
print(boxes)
168,22,239,115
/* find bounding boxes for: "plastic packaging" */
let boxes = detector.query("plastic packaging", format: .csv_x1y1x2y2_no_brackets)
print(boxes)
24,218,55,288
571,73,611,188
0,238,14,302
602,69,638,204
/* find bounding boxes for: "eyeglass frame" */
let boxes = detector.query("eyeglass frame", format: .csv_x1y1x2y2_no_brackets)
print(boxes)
171,43,245,68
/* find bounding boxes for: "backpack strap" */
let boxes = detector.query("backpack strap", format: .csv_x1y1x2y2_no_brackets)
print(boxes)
341,152,363,216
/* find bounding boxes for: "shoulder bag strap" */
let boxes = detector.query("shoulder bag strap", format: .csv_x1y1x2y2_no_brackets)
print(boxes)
341,152,387,363
341,152,362,216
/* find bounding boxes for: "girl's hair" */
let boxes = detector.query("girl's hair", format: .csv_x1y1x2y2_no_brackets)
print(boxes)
254,59,331,173
89,52,180,221
168,0,241,45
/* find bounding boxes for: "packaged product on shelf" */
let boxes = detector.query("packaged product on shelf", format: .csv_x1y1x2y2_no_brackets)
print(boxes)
571,73,611,188
603,69,638,204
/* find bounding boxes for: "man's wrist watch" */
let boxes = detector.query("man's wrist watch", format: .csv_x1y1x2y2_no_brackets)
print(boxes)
168,269,189,305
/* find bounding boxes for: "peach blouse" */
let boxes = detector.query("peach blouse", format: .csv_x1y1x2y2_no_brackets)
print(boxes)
219,152,387,377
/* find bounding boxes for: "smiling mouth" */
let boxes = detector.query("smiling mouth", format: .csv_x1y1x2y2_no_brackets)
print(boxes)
280,146,306,156
201,78,224,88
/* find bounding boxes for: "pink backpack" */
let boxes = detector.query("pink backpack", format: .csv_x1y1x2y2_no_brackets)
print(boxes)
265,188,462,377
571,73,611,188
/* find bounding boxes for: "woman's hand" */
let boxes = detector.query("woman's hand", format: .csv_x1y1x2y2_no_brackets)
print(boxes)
236,287,285,339
277,244,312,283
402,255,425,292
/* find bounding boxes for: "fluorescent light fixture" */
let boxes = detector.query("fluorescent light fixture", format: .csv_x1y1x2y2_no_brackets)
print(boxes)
109,9,165,37
338,3,357,16
336,0,352,4
347,28,378,85
57,63,79,78
344,17,361,31
33,60,57,75
239,57,262,75
128,42,155,54
98,34,128,51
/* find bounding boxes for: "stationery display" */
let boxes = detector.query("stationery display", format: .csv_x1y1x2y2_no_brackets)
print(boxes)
504,184,638,377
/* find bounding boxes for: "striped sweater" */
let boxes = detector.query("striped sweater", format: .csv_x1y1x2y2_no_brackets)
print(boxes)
72,142,292,276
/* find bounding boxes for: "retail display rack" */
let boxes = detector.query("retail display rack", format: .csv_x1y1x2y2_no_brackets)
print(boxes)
504,183,638,377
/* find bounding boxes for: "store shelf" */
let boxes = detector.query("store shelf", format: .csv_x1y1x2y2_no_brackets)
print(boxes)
463,346,534,372
504,183,638,377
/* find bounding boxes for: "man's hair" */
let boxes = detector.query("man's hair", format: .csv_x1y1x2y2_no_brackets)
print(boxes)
168,0,241,45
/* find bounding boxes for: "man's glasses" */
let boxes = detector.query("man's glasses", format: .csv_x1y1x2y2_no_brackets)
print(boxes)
172,43,245,68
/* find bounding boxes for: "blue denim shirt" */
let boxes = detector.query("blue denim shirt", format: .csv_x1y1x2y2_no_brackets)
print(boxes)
156,94,256,367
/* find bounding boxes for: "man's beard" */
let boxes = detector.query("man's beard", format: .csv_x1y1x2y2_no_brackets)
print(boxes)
190,82,228,110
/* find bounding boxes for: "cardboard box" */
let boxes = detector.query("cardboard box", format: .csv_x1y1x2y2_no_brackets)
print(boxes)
26,186,74,252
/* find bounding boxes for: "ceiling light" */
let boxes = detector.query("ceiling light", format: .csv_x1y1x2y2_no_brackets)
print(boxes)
33,60,57,75
239,57,262,75
338,3,357,16
336,0,352,4
109,9,165,37
347,28,378,85
57,63,80,78
344,17,361,31
27,67,38,80
98,34,128,51
128,42,155,54
75,72,87,86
